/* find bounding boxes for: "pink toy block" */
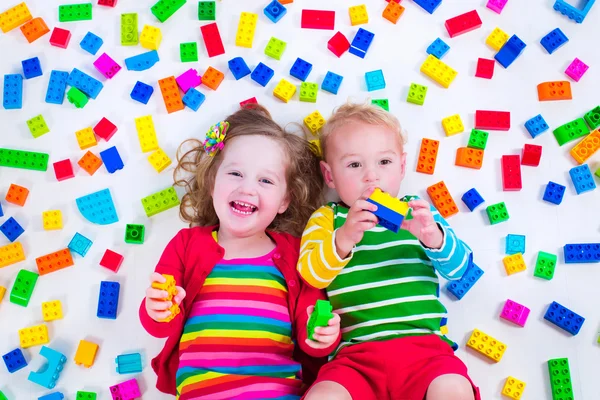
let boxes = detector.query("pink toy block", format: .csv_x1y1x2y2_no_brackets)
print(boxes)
93,53,121,79
110,378,141,400
565,58,589,82
175,69,201,93
486,0,508,14
500,299,530,327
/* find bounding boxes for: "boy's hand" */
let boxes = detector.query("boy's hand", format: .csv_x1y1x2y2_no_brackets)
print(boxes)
402,199,444,249
305,305,341,350
335,187,378,258
145,272,186,322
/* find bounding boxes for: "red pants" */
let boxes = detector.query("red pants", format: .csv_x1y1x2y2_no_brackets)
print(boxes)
305,335,480,400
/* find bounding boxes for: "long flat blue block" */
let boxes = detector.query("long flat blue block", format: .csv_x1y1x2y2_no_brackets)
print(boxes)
67,68,103,99
446,262,483,300
3,74,23,109
544,301,585,335
125,50,160,71
45,70,69,105
97,281,120,319
564,243,600,263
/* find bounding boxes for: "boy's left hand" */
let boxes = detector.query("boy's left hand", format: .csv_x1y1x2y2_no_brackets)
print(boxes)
305,305,341,350
402,199,444,249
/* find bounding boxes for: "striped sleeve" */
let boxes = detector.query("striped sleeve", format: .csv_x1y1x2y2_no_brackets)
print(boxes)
297,205,352,289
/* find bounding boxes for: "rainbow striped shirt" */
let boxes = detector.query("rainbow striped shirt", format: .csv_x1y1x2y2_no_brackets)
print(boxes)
176,249,303,400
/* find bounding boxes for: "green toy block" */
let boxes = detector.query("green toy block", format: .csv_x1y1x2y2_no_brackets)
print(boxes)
406,83,427,106
372,99,389,111
468,129,489,150
59,3,92,22
198,1,215,20
534,251,557,280
548,358,573,400
0,148,49,171
307,300,333,341
264,37,286,60
180,42,198,62
10,269,39,307
584,105,600,130
27,115,50,138
0,390,6,400
76,391,97,400
299,82,318,103
125,224,145,244
121,13,138,46
141,187,180,217
553,117,589,146
596,167,600,179
151,0,187,23
486,202,509,225
67,87,88,109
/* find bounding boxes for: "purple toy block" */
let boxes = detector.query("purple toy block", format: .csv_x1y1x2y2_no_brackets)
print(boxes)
565,58,589,82
500,299,530,327
486,0,508,13
93,53,121,79
175,69,201,93
110,378,141,400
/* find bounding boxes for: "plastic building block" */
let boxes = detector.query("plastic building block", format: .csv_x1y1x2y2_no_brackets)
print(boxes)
76,188,119,224
42,300,63,321
74,340,98,368
569,164,596,194
0,203,2,217
125,224,145,244
93,53,121,79
140,25,162,50
98,281,120,319
94,117,117,141
0,217,24,242
301,9,335,29
80,31,103,55
570,130,600,164
487,0,509,13
235,12,257,48
307,300,333,340
158,76,184,113
486,27,509,51
349,28,374,58
99,0,117,6
39,393,64,400
45,70,69,105
537,81,572,102
427,181,459,218
426,38,449,59
416,138,439,174
19,324,48,348
420,54,457,88
525,114,549,138
44,212,64,233
151,0,186,22
0,390,6,400
304,111,325,135
180,42,198,62
134,115,159,153
414,0,442,14
506,234,525,254
543,181,566,205
366,188,409,233
406,83,427,105
565,58,589,82
445,10,482,38
475,58,494,79
461,188,484,211
273,78,296,103
321,71,343,94
67,87,88,108
6,184,29,206
110,378,141,400
0,242,26,269
148,147,172,173
240,97,257,108
264,37,286,60
22,57,42,79
68,68,103,99
382,1,404,23
125,50,159,71
534,251,557,280
182,88,205,112
120,13,138,45
75,127,97,150
495,35,526,68
3,348,27,373
503,253,526,275
455,147,484,170
198,1,215,20
21,17,50,43
349,4,368,25
200,22,225,58
25,115,49,139
372,99,389,111
228,57,250,80
28,346,67,389
251,63,275,87
176,69,201,93
502,376,525,400
9,269,37,305
0,285,4,299
202,66,224,90
486,202,509,225
553,0,596,23
116,353,143,374
151,274,180,322
52,159,73,182
564,243,600,263
553,118,589,146
59,3,92,22
548,358,574,400
68,232,93,257
521,144,542,167
545,301,585,335
0,2,32,33
290,58,313,81
328,31,350,57
447,262,483,299
141,187,180,217
441,115,464,136
466,329,506,362
3,74,23,109
76,392,97,400
299,82,318,103
365,70,385,92
265,0,287,23
475,110,510,130
36,249,74,276
100,146,124,174
541,28,568,54
466,129,488,150
500,299,530,327
129,81,153,105
501,155,522,191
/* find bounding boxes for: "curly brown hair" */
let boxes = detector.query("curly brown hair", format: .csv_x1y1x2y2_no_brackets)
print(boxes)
174,104,324,237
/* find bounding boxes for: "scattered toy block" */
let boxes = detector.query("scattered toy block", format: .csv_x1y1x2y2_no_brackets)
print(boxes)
349,28,374,58
420,54,457,88
239,97,257,108
501,155,522,191
382,1,404,23
301,9,335,29
3,348,27,373
426,38,449,59
182,88,205,112
134,115,158,152
68,68,103,99
553,0,595,23
525,114,549,138
461,188,484,211
290,58,313,81
251,62,274,87
486,27,509,51
151,0,186,22
115,353,142,374
569,164,596,194
59,3,92,22
265,36,287,60
3,74,23,109
416,138,439,174
68,232,93,257
22,57,42,79
76,127,97,150
487,0,509,13
564,243,600,264
445,10,482,38
76,392,97,400
502,376,526,400
120,13,138,45
365,69,386,91
0,2,32,33
49,27,70,48
442,114,464,136
180,42,198,62
475,58,494,79
0,242,26,269
235,12,257,48
45,70,69,105
141,187,180,217
176,69,201,93
93,53,121,79
537,81,572,101
273,78,296,103
198,1,215,20
140,25,162,50
228,57,250,80
570,129,600,164
371,99,389,111
80,31,103,55
124,50,159,71
447,261,484,299
19,324,48,348
543,181,566,205
534,251,557,280
67,87,88,109
540,28,568,54
548,358,573,400
503,253,526,275
148,147,173,171
53,159,74,181
125,224,145,244
20,17,49,43
264,0,287,23
455,147,484,169
506,234,525,254
36,248,74,276
74,340,98,368
349,4,368,25
414,0,441,14
495,34,526,68
202,66,224,90
468,129,488,150
130,81,154,105
78,151,102,175
321,71,343,94
427,181,459,218
76,188,119,225
486,202,509,224
299,82,318,103
407,83,427,105
200,22,224,57
100,146,124,174
97,281,120,319
328,31,350,57
565,57,589,82
544,301,585,335
27,115,50,138
6,183,29,206
158,76,184,113
500,299,530,327
28,346,67,389
304,111,325,135
98,0,118,6
0,217,24,242
466,328,506,362
553,118,589,146
42,300,63,321
475,110,510,131
366,188,409,233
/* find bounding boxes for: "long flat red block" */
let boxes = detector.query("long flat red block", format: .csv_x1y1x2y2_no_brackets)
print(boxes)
301,9,335,30
200,22,225,58
445,10,482,38
501,155,522,191
475,110,510,131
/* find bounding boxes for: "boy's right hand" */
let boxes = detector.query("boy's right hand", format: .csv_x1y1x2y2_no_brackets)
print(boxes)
335,187,378,259
145,272,186,322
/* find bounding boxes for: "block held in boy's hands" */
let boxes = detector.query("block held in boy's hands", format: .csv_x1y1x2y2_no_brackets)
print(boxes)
366,188,409,233
307,300,333,340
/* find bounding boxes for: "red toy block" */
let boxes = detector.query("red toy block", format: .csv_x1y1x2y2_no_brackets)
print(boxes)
78,151,103,175
100,249,124,272
20,17,50,43
6,184,29,206
501,155,522,191
240,97,258,108
521,144,542,166
49,27,71,48
301,9,335,30
475,110,510,131
445,10,482,38
53,159,75,181
475,58,494,79
93,117,117,141
327,31,350,57
36,248,74,275
98,0,118,6
200,22,225,58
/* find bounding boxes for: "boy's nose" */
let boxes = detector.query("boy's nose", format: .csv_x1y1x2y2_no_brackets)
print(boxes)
363,168,379,183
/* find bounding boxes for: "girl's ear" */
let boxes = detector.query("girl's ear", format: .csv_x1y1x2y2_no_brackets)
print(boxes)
278,195,291,214
320,160,336,189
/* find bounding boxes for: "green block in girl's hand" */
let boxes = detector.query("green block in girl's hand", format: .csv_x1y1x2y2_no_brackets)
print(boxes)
307,300,333,341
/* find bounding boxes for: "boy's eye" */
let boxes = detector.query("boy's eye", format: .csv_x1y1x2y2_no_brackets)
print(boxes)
380,159,392,165
260,178,274,185
348,162,361,168
228,171,242,177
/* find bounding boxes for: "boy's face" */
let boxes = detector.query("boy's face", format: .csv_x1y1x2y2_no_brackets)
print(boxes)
321,120,406,206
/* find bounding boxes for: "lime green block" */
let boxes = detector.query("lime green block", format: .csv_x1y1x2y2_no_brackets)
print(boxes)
407,83,427,106
26,115,50,138
553,117,589,146
299,82,318,103
59,3,92,22
141,187,180,217
264,37,286,60
468,129,489,150
307,300,332,340
151,0,187,23
121,13,138,46
10,269,39,307
0,148,49,171
372,99,389,111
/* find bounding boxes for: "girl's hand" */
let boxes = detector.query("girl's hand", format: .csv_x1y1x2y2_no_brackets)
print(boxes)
145,272,186,322
402,199,444,249
305,305,341,350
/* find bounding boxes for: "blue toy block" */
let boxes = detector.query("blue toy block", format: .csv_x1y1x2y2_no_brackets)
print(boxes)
67,68,103,99
544,301,585,335
290,57,313,81
569,164,596,194
414,0,442,14
365,69,385,91
543,181,566,205
97,281,120,319
461,188,484,211
525,114,549,138
28,346,67,389
39,393,64,400
264,0,287,23
426,38,450,59
540,28,568,54
227,57,251,80
22,57,42,79
349,28,374,58
365,198,405,233
3,74,23,109
100,146,124,174
495,34,526,68
564,243,600,264
553,0,596,23
76,188,118,225
506,234,526,255
0,217,24,242
321,71,343,95
182,88,205,112
45,70,69,105
3,348,27,373
251,62,274,87
130,81,154,104
447,261,484,300
0,202,3,217
68,232,93,257
80,31,103,55
115,353,143,374
125,50,160,71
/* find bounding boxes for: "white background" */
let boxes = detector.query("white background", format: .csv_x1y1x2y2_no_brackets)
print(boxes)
1,0,599,399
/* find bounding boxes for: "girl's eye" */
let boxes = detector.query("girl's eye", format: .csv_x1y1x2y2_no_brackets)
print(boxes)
348,162,361,168
380,159,392,165
228,171,242,177
260,178,274,185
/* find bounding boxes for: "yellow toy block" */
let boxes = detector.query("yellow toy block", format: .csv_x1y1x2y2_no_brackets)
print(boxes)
349,5,368,26
309,139,321,157
420,54,458,89
440,325,449,335
503,253,526,275
502,376,526,399
0,285,6,301
369,188,410,215
442,114,464,136
152,274,180,322
148,148,172,173
42,210,63,230
466,328,506,362
304,111,325,135
140,25,162,50
236,12,257,48
74,339,99,368
0,242,26,269
135,115,159,152
19,324,49,348
486,27,509,51
0,2,32,33
273,79,296,103
42,300,63,321
75,127,97,150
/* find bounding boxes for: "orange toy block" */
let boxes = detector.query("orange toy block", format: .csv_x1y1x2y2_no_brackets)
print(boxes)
202,66,224,90
416,138,439,175
6,184,29,206
278,0,293,3
0,242,26,269
74,339,99,368
455,147,484,169
20,17,49,43
78,151,103,175
36,248,74,276
158,76,184,114
382,1,404,24
570,129,600,164
0,286,5,301
537,81,572,101
426,181,459,218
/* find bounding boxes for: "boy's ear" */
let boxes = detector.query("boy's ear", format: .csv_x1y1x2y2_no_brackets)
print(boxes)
398,151,407,181
320,160,336,189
